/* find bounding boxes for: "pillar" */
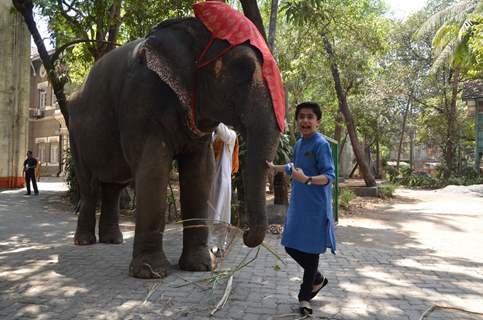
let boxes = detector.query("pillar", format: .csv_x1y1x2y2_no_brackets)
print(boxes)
0,0,30,188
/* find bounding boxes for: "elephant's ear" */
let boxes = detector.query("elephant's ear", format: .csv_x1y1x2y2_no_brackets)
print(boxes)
140,28,195,115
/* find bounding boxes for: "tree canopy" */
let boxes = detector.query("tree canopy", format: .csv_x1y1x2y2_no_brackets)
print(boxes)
17,0,483,183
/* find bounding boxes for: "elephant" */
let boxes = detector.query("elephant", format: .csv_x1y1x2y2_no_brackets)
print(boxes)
68,14,282,279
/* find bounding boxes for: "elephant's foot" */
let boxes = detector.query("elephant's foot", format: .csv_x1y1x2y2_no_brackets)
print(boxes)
74,230,96,245
179,245,213,272
129,252,170,279
99,227,123,244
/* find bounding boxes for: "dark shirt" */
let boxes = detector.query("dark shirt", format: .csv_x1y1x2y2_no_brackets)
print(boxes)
23,158,38,175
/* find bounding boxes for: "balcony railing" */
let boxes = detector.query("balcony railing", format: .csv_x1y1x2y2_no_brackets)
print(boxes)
30,109,45,118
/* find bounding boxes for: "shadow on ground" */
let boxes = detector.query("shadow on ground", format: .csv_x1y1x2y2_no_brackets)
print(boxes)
1,184,483,319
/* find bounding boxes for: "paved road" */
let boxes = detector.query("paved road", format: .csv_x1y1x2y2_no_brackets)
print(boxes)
1,181,483,319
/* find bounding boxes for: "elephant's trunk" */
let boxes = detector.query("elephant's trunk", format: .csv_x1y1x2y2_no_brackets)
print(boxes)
242,128,279,247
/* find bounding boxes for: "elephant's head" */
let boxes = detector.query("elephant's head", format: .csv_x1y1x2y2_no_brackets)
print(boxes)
142,16,283,247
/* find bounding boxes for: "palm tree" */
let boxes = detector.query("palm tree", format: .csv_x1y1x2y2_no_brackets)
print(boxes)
416,0,482,177
417,0,482,73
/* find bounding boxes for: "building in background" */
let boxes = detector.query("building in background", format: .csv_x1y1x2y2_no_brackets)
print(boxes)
462,80,483,173
28,51,68,177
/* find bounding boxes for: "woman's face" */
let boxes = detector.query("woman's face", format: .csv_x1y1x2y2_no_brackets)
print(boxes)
297,108,320,138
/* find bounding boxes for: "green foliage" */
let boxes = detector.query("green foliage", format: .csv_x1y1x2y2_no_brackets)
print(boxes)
401,174,443,189
447,169,483,185
277,0,390,144
121,0,196,41
339,188,355,209
416,0,482,73
35,0,196,83
63,148,79,204
274,134,293,164
466,12,483,77
390,164,483,189
385,166,399,183
378,183,397,199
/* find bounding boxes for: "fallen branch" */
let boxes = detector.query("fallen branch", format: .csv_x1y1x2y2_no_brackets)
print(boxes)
143,283,161,305
174,274,209,290
210,275,233,316
261,241,287,265
419,304,483,320
270,313,302,319
172,247,260,288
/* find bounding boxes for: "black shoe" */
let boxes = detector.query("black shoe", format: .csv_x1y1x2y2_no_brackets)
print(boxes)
308,276,328,300
24,193,31,195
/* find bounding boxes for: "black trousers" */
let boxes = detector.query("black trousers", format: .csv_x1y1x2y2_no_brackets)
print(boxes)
285,246,321,301
25,172,38,194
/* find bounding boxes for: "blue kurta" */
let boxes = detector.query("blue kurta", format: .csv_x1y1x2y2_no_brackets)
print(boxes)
281,132,336,254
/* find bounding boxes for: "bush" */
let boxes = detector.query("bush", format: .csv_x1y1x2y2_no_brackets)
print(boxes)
339,188,355,209
447,176,465,186
396,167,482,189
378,183,397,198
400,166,413,179
64,148,79,205
400,174,443,189
385,166,399,183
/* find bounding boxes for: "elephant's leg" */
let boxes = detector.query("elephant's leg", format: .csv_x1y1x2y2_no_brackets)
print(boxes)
99,183,124,244
129,140,171,279
74,188,98,245
178,143,214,271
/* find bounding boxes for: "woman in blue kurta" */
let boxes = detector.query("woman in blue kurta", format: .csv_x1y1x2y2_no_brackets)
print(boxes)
267,102,335,315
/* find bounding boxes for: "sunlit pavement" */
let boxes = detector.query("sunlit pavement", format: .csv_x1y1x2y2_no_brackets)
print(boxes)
1,180,482,319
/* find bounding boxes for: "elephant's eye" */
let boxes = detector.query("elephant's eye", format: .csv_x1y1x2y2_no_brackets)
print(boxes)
230,58,255,86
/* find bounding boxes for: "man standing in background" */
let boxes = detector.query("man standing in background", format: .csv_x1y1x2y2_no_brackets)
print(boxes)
23,151,39,196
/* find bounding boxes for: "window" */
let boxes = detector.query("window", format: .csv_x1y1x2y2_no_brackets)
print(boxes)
50,143,59,164
39,89,47,110
37,143,46,163
39,65,47,78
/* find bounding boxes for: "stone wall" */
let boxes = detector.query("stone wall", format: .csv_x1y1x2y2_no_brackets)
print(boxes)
0,0,30,188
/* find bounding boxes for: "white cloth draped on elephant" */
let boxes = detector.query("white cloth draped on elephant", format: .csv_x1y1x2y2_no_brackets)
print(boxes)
209,123,237,224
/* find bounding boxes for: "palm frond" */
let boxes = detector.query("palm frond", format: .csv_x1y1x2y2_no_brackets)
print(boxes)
432,24,458,56
416,0,478,39
429,38,461,73
458,19,475,40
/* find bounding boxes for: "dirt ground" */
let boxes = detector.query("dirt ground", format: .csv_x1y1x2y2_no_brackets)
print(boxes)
338,185,483,263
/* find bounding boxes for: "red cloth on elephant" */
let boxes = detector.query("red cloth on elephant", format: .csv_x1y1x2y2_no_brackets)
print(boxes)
193,1,286,133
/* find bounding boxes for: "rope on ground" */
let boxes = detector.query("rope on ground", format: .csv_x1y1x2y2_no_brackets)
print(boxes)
419,304,483,320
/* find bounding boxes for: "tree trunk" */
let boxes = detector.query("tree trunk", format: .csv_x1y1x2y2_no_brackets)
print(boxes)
396,96,411,171
105,0,122,53
375,129,381,178
267,0,279,52
445,66,460,178
239,0,267,42
334,112,344,177
321,33,376,187
13,0,69,127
